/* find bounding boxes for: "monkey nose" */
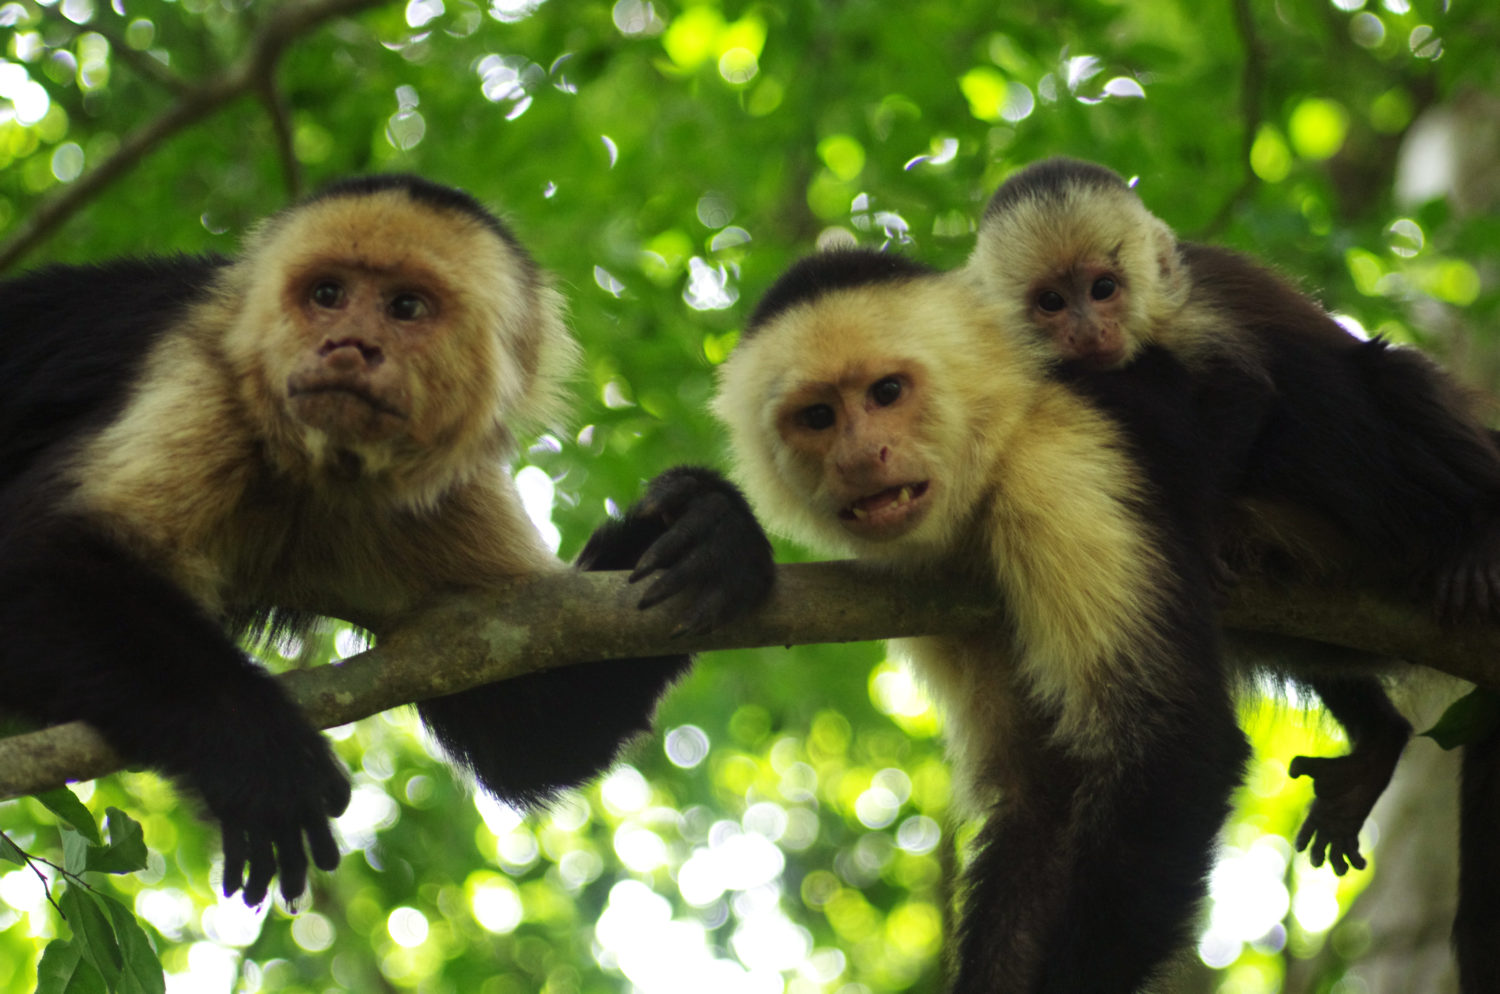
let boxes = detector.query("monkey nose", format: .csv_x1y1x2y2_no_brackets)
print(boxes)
319,338,385,368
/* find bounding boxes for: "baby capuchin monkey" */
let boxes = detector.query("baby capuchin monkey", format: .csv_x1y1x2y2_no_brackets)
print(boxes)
967,157,1500,613
715,248,1249,993
0,175,772,906
966,157,1500,989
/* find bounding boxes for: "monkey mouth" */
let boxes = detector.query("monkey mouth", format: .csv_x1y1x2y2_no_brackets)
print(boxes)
286,373,409,442
839,481,932,537
288,382,407,420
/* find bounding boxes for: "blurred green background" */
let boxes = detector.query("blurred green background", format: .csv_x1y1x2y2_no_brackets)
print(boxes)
1,1,1496,991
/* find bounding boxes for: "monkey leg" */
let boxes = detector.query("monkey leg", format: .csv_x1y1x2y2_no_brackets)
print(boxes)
1456,727,1500,994
951,695,1248,994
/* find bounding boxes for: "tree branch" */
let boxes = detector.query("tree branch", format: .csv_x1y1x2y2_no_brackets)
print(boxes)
1197,0,1266,239
37,4,191,96
2,562,1496,802
0,0,392,273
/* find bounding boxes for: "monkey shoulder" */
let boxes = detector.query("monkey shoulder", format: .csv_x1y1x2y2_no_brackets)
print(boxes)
0,255,229,490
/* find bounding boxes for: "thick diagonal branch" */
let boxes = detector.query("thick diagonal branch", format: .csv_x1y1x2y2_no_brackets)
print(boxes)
1,562,1496,802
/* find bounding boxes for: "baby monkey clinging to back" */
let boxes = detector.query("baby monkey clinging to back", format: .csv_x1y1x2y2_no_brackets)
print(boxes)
966,156,1500,992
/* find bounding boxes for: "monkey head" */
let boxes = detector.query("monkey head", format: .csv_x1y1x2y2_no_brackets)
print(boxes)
966,158,1189,368
219,178,576,503
714,251,1042,563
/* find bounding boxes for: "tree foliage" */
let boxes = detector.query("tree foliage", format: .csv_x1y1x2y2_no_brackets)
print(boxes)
1,1,1497,992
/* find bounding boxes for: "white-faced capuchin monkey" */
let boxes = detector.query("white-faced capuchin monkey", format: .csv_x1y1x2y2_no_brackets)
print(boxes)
967,157,1500,990
0,175,773,906
714,248,1249,993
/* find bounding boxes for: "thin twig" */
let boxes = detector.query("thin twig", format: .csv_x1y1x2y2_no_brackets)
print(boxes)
0,830,70,916
1197,0,1266,239
257,78,305,199
0,0,392,273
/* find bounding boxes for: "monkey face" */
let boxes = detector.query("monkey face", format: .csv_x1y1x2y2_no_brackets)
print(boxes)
217,187,578,501
968,170,1190,370
1026,262,1130,367
714,271,1030,561
775,365,936,542
280,266,437,444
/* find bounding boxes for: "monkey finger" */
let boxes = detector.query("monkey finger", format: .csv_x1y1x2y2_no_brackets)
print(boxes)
1456,567,1481,619
1480,565,1500,618
670,590,735,639
307,817,341,872
1287,755,1328,782
322,770,353,817
1433,568,1459,621
1480,566,1500,621
275,828,311,903
636,470,711,519
629,521,704,581
1449,570,1470,620
635,554,705,610
221,829,249,898
1327,847,1348,876
1294,819,1316,853
240,834,277,906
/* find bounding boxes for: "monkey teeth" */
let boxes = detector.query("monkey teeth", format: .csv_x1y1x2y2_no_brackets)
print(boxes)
842,482,929,525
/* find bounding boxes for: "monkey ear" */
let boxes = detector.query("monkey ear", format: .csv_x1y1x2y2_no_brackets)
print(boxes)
1150,219,1179,279
1149,219,1190,308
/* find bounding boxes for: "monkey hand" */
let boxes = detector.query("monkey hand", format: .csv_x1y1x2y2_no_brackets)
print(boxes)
1432,529,1500,622
1289,749,1397,875
189,687,351,906
577,466,775,637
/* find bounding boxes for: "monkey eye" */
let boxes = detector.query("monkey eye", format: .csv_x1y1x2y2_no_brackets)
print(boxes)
388,292,431,321
796,404,836,430
1090,276,1118,301
310,280,346,309
1037,290,1066,313
870,376,903,407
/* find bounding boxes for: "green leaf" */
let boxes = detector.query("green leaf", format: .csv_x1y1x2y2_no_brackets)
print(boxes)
0,832,27,865
61,828,91,878
85,809,148,875
1422,687,1500,751
36,940,108,994
35,788,102,845
100,893,166,994
58,885,123,989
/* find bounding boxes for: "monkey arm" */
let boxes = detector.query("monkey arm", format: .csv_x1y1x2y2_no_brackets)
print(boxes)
417,466,774,808
0,517,350,905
